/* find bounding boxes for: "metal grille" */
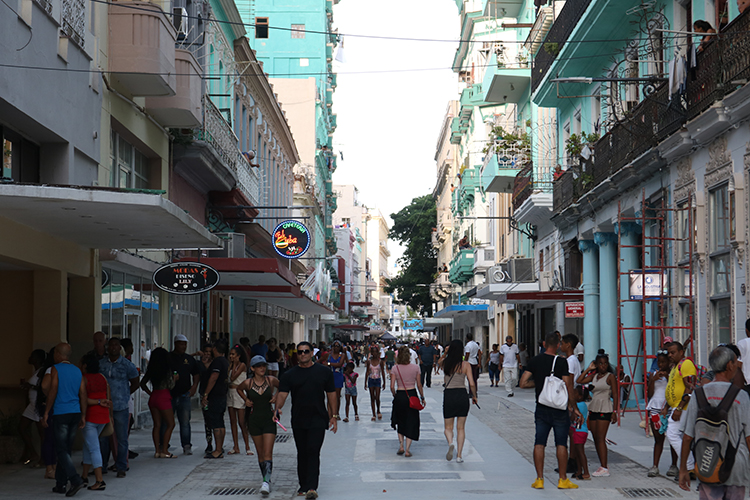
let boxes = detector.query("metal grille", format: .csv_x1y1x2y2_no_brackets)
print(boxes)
33,0,52,15
61,0,85,48
209,487,257,496
275,433,292,443
619,488,677,498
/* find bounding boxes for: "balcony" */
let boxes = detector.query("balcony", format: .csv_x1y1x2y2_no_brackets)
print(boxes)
482,63,530,104
449,249,475,285
145,50,202,128
480,141,528,193
437,213,453,243
109,2,176,96
513,163,553,226
457,168,478,214
430,272,452,301
531,0,591,95
553,8,750,216
174,96,260,205
450,118,462,145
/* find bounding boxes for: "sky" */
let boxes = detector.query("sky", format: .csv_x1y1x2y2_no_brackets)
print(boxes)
330,0,460,265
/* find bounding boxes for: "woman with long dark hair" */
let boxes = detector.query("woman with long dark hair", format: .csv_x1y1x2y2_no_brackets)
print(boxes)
265,338,281,378
439,339,477,463
390,346,424,457
576,352,618,477
227,345,251,455
19,349,47,466
140,347,178,458
38,347,57,479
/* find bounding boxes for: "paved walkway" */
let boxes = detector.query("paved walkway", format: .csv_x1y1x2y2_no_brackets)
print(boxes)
0,365,688,499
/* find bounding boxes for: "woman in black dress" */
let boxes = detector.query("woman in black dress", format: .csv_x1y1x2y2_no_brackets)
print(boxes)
390,346,425,457
438,339,477,463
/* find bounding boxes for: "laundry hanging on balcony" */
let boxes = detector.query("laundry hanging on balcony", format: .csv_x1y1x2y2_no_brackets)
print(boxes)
668,55,687,100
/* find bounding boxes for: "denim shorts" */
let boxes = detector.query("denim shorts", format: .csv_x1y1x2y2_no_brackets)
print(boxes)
534,404,570,447
345,386,357,397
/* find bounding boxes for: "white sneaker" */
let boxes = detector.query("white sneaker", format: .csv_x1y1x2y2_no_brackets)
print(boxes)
592,467,610,477
647,466,659,477
456,457,464,463
260,482,270,496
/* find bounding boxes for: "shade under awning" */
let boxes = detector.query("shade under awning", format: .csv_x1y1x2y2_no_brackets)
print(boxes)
176,257,334,316
332,324,369,331
0,184,220,249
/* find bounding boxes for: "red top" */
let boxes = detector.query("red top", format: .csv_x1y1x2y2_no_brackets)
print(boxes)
84,373,110,424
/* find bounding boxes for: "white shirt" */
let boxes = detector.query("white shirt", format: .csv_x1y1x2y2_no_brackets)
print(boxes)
574,342,585,362
409,349,418,365
567,355,582,387
464,341,480,365
499,344,519,368
737,337,750,383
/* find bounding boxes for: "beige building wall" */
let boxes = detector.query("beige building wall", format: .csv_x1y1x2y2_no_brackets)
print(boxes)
270,78,318,166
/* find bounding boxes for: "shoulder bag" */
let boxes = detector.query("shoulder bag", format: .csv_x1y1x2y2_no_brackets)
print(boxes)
395,366,424,411
538,355,569,410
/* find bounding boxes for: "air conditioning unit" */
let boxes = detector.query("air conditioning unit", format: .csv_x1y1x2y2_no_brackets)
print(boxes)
209,232,246,258
509,258,534,283
473,247,496,272
539,270,554,292
488,264,510,284
173,7,188,41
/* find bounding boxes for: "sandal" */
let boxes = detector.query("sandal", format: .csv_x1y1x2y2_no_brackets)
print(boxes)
246,449,253,456
163,453,178,459
227,450,239,455
343,418,349,422
404,451,412,457
355,415,359,421
396,449,405,455
371,416,376,421
88,481,106,491
377,413,382,420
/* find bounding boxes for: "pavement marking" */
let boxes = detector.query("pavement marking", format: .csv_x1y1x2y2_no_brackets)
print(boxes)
629,446,656,452
354,438,483,462
361,470,485,482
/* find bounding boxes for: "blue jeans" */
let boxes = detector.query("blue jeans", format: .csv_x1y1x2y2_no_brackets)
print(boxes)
161,393,192,448
100,408,129,472
53,413,83,488
82,422,105,469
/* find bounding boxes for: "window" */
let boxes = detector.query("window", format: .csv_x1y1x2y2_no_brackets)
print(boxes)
110,131,150,189
255,17,269,39
573,109,581,136
676,201,693,261
713,298,731,344
710,184,730,252
1,127,40,183
291,24,305,39
711,254,730,295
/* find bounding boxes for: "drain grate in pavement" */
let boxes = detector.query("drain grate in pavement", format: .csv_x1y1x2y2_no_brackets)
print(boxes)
275,434,292,443
619,488,678,498
385,472,461,480
209,487,257,495
461,490,503,495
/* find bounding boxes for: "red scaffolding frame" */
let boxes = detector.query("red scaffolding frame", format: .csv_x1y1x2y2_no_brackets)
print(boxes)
616,190,695,424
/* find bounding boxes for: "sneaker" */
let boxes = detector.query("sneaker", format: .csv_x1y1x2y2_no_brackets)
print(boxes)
647,466,659,477
446,444,454,461
183,445,193,456
666,465,678,477
116,470,126,478
52,485,67,494
557,478,579,489
531,478,544,489
305,490,318,499
65,482,86,497
592,467,609,477
260,482,270,496
128,450,139,459
456,457,464,463
297,488,306,496
508,393,514,397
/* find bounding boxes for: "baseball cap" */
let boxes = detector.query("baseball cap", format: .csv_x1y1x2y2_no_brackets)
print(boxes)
662,336,673,344
250,355,268,367
174,334,188,343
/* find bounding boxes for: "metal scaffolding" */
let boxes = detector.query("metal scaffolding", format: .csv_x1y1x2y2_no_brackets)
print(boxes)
616,190,695,424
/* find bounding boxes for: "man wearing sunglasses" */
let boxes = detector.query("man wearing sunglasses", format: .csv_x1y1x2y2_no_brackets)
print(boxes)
275,342,338,500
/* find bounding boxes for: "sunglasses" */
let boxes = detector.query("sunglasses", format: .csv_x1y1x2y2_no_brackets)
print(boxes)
298,349,312,354
657,349,668,355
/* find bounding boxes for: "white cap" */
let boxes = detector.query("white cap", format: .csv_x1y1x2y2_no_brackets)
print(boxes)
174,334,188,343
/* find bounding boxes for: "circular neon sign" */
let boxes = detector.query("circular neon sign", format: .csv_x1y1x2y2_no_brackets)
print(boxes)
272,220,310,259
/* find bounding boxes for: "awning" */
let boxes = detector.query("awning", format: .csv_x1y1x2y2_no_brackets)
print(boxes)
0,184,220,249
332,324,369,330
476,282,541,301
379,331,397,341
477,283,583,306
176,257,334,315
434,304,489,319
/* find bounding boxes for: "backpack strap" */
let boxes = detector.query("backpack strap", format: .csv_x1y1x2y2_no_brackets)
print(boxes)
717,384,742,413
694,387,709,410
551,355,559,376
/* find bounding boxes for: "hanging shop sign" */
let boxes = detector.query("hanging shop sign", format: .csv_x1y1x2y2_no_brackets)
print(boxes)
629,269,668,300
272,220,310,259
152,262,220,295
101,269,110,289
403,319,424,330
565,302,585,318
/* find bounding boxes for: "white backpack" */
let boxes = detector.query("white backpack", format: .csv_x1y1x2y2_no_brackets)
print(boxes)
538,355,568,410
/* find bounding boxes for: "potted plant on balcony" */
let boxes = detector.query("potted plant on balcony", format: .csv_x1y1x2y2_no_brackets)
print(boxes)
565,132,599,190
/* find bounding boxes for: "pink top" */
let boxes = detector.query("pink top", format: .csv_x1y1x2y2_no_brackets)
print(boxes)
392,363,420,390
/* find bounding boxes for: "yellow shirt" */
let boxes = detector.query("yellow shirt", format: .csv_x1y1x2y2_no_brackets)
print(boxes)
666,358,696,408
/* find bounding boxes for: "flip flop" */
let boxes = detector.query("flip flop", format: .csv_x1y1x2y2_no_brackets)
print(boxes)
396,449,405,455
88,481,106,491
227,450,239,455
355,415,359,421
404,451,412,457
161,453,178,459
377,413,382,420
246,450,253,456
371,416,376,421
343,418,349,422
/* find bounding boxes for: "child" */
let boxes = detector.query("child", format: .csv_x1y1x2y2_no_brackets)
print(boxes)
646,350,674,477
343,362,359,422
571,386,590,480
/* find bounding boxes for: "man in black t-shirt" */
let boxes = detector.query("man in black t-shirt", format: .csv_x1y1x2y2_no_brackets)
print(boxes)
520,332,581,490
417,343,437,388
201,339,229,459
161,334,200,455
276,341,337,500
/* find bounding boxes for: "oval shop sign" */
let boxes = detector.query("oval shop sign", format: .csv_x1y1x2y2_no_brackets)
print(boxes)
153,262,220,294
272,220,310,259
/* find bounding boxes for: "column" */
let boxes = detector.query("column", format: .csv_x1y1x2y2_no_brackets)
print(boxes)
595,232,618,358
33,270,68,348
578,240,600,364
617,221,643,403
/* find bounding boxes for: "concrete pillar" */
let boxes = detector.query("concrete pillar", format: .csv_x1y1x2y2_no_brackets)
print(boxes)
578,240,600,364
595,232,618,358
617,221,644,402
68,276,98,359
33,270,68,347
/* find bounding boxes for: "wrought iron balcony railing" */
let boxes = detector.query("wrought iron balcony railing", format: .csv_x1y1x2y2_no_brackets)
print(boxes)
531,0,591,94
553,8,750,215
198,95,260,205
61,0,86,47
513,163,553,210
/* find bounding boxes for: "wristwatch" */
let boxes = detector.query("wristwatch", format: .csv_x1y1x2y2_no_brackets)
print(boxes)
332,414,340,418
